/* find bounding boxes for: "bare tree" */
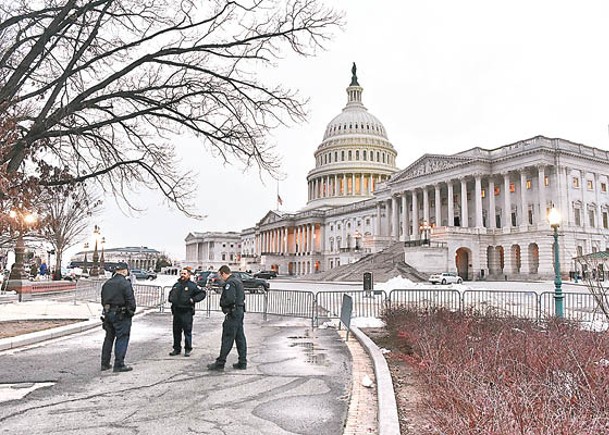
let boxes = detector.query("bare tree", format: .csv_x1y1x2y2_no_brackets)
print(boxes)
38,188,103,277
0,0,343,216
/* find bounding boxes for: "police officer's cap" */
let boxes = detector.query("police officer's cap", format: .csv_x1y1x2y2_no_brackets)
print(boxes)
115,262,129,271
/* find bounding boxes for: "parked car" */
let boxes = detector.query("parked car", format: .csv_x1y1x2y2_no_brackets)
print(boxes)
428,272,463,285
232,271,270,293
196,271,222,289
131,268,157,280
253,270,278,279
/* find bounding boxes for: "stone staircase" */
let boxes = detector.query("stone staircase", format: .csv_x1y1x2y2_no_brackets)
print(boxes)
306,242,428,283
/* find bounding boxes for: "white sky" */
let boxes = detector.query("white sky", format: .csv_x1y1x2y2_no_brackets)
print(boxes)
66,0,609,263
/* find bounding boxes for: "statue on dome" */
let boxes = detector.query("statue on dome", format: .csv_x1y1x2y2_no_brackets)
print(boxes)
350,62,359,86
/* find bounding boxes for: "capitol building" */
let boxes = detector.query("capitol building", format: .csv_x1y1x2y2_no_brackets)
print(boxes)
186,66,609,281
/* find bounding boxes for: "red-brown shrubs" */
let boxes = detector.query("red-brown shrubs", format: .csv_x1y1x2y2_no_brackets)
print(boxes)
382,307,609,434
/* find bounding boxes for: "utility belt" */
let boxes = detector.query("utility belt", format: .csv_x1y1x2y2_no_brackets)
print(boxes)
104,304,126,313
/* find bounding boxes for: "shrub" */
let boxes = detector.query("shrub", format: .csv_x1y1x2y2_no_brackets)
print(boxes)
382,308,609,434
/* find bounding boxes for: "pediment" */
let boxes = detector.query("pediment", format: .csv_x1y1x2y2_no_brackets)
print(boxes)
258,210,284,226
391,155,470,182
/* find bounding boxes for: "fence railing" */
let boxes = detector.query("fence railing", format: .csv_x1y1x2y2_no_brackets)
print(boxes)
63,280,609,327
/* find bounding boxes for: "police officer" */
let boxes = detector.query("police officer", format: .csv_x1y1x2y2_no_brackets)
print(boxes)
101,262,136,372
207,265,247,371
168,268,206,357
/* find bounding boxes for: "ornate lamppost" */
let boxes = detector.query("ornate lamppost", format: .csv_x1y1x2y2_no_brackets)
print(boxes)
100,236,106,276
7,208,38,298
90,225,101,277
82,242,89,274
548,208,564,318
419,221,432,246
354,230,362,252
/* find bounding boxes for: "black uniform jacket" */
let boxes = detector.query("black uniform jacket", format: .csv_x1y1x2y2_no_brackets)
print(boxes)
168,279,206,309
219,274,245,313
101,273,136,312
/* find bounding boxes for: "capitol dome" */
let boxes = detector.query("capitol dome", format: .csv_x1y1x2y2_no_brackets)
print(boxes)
305,64,398,209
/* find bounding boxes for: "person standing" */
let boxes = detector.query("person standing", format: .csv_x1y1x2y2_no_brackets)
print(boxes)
207,265,247,371
101,262,136,372
168,268,206,357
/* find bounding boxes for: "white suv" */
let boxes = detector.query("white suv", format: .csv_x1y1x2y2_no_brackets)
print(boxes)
428,272,463,285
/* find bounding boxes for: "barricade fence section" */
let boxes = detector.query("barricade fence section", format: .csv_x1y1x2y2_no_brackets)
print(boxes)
462,290,539,319
540,291,609,324
316,290,386,326
389,289,460,312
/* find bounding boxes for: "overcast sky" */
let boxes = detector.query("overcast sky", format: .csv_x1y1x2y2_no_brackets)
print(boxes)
67,0,609,263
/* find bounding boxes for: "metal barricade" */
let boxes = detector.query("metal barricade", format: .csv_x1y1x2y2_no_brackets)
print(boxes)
132,283,164,309
462,290,539,319
389,288,460,312
266,289,316,327
316,290,387,325
540,291,609,323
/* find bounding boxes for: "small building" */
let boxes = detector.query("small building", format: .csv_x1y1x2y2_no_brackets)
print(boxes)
184,232,241,271
71,246,162,271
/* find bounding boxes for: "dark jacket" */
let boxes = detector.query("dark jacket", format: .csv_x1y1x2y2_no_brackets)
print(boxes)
101,273,136,312
219,274,245,313
168,279,206,310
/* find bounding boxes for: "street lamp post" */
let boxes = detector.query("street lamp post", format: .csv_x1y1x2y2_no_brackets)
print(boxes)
90,225,101,277
100,237,106,276
82,242,89,274
7,209,38,298
419,221,431,246
548,208,564,318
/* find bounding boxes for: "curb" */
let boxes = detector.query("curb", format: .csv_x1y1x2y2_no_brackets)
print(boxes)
350,325,400,435
0,308,155,352
0,318,101,351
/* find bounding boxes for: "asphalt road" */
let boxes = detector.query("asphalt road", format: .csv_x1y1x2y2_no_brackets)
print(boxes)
0,310,351,435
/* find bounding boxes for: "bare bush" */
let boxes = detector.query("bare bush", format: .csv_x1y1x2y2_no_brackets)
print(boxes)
383,308,609,434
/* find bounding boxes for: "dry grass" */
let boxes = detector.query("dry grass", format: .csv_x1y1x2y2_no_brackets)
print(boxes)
379,307,609,435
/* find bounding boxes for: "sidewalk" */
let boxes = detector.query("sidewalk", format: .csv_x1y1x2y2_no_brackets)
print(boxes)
0,298,398,435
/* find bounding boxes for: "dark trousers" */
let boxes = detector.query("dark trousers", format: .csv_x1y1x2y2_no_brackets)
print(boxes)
101,311,132,368
216,308,247,365
172,308,194,352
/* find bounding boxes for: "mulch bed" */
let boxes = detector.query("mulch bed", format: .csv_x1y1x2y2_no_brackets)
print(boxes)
0,319,84,339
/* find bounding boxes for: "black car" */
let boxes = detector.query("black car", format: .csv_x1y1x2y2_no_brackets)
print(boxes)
232,271,270,293
253,270,278,279
131,268,157,280
196,271,222,289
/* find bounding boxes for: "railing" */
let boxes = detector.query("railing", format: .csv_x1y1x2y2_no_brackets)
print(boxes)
66,281,609,328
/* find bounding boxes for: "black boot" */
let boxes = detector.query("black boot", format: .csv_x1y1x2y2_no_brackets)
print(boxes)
207,362,224,371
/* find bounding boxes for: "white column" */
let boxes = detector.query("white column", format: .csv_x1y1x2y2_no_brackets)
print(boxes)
342,174,347,196
595,172,602,228
447,181,454,227
402,192,409,241
460,178,468,228
538,166,546,224
392,195,399,241
412,190,419,238
360,173,364,196
503,173,511,229
520,171,527,226
488,178,496,229
434,184,441,226
376,202,382,235
423,187,430,223
581,170,587,229
475,175,483,229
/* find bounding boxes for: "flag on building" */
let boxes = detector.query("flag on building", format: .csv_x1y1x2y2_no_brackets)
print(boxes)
277,194,283,206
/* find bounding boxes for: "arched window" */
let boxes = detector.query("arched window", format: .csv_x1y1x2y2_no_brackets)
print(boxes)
356,150,359,160
363,150,367,160
348,150,352,160
341,151,345,161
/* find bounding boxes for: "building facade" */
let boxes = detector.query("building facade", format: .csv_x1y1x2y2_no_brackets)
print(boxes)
187,67,609,280
71,246,162,271
184,232,241,271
